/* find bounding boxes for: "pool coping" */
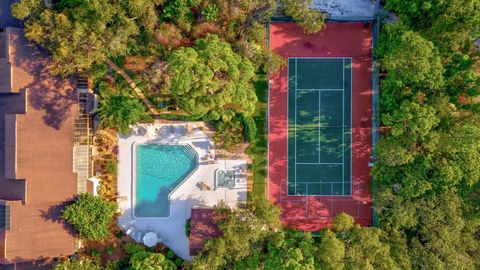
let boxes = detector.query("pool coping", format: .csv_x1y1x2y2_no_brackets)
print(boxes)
130,142,200,219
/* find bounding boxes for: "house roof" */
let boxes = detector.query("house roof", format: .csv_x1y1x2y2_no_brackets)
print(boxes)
189,209,222,256
0,27,78,265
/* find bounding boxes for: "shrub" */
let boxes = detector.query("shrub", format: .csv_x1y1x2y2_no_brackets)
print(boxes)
175,258,184,266
185,218,191,237
62,193,117,240
166,250,175,259
106,158,117,174
90,249,101,257
115,230,125,239
243,115,257,142
105,246,114,256
124,242,145,255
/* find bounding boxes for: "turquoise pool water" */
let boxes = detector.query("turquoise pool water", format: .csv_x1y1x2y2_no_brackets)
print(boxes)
135,144,198,217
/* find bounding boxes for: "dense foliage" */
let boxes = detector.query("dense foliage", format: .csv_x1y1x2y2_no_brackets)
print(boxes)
53,258,102,270
11,0,321,148
192,203,401,270
166,35,257,120
373,1,480,269
62,193,117,241
97,88,152,135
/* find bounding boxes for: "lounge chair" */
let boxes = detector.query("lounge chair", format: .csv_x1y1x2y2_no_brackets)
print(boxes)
125,225,136,235
198,181,211,191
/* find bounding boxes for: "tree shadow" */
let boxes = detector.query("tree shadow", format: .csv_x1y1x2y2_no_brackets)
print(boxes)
38,197,77,237
9,29,77,130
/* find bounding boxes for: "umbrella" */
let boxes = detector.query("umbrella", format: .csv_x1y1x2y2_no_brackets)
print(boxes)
143,231,159,247
137,126,146,136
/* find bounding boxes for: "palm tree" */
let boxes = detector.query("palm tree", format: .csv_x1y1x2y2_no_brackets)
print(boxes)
97,91,151,134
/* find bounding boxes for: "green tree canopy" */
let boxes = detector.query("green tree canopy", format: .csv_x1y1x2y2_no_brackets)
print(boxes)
192,199,281,269
315,230,345,270
13,0,139,76
282,0,326,34
62,193,117,240
167,34,257,121
377,23,444,113
261,230,316,270
129,251,176,270
53,258,102,270
97,90,151,134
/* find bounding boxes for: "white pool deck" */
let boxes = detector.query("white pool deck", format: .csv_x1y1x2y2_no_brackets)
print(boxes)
116,123,247,260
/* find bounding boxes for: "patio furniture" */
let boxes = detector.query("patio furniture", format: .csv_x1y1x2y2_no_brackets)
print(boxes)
116,196,128,203
132,231,143,242
125,225,136,235
198,181,211,191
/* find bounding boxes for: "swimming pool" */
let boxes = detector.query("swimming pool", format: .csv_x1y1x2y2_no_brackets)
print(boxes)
134,144,198,218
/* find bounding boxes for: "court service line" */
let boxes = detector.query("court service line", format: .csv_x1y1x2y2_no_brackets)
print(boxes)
296,89,344,91
296,162,343,165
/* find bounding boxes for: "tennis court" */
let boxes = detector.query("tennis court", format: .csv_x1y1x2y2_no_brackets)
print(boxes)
268,21,375,230
288,58,352,196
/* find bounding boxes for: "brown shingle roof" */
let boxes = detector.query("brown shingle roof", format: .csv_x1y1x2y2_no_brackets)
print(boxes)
189,209,221,256
0,28,78,265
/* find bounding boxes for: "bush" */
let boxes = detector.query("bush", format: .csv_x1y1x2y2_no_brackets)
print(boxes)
166,250,175,259
62,193,117,240
175,258,183,266
115,230,125,239
90,249,101,257
242,115,257,142
106,158,117,174
124,242,145,255
105,246,114,256
185,218,191,237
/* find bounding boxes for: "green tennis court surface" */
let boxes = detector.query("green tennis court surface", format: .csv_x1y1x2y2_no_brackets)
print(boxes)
288,58,352,196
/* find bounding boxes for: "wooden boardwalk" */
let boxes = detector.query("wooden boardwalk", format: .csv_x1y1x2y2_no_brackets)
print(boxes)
107,60,160,115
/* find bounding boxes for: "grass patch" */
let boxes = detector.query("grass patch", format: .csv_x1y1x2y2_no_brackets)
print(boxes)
246,72,268,201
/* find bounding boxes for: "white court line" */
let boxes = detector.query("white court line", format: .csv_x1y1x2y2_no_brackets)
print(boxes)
287,57,353,197
349,58,353,196
342,58,345,195
296,162,343,165
287,59,297,194
296,89,344,91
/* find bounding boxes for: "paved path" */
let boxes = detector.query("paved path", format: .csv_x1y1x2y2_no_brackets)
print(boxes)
107,60,160,116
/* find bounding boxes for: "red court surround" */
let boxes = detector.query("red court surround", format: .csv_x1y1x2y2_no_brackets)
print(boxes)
268,22,373,230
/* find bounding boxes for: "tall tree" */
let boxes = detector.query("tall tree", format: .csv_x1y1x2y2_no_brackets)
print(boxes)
167,34,257,121
13,0,139,76
62,193,117,241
